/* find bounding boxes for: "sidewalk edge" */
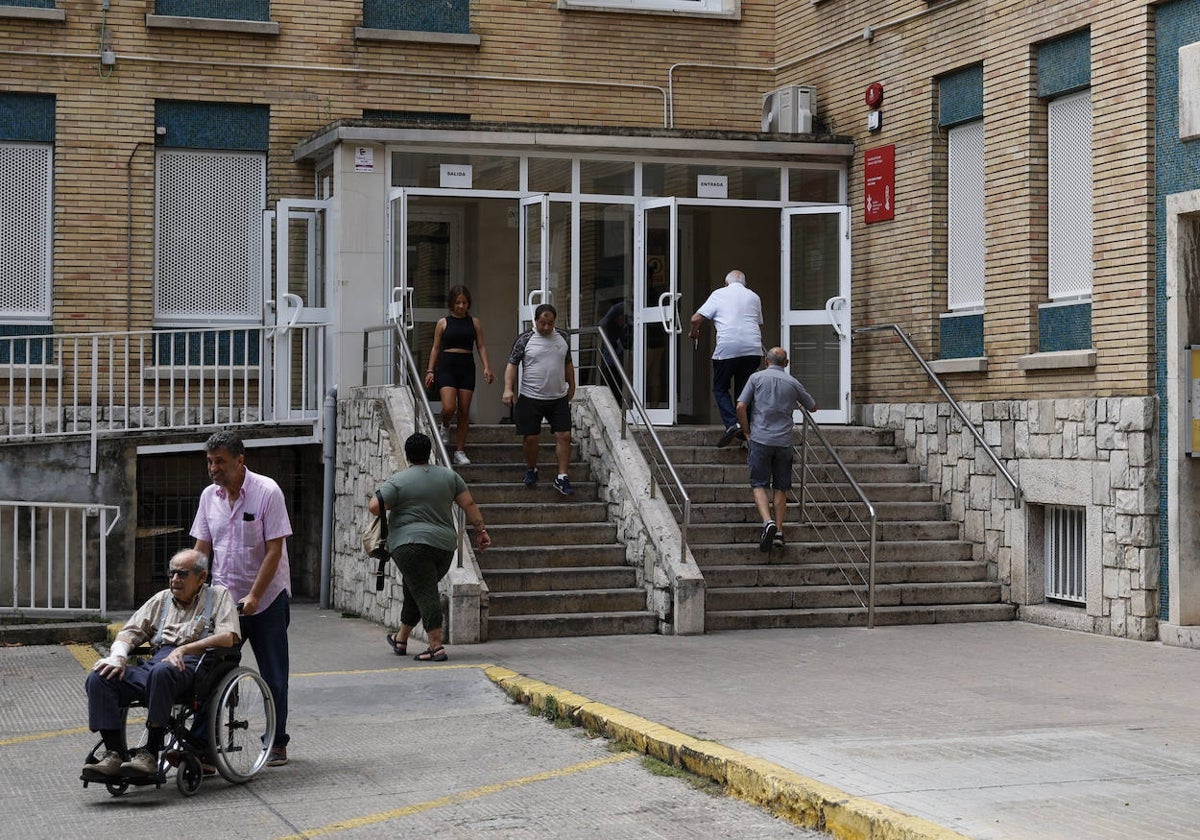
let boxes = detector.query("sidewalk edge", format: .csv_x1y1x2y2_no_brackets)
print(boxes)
484,665,969,840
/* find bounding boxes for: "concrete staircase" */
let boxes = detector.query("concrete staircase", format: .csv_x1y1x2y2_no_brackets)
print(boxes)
660,425,1016,630
452,424,658,639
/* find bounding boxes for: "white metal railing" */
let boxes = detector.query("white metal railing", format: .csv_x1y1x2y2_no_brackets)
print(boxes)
1045,504,1086,604
0,501,121,615
0,324,327,470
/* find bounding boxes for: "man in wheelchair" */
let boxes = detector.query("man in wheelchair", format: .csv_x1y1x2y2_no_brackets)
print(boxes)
82,548,241,781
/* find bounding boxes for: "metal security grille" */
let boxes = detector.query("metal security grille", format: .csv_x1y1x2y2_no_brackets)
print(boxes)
947,120,985,311
0,142,52,318
155,149,265,323
1048,90,1093,300
1045,504,1085,604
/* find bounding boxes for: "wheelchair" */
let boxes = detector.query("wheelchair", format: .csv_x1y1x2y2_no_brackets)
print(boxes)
80,645,276,797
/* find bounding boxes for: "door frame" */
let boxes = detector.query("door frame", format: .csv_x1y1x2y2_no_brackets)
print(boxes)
781,205,851,424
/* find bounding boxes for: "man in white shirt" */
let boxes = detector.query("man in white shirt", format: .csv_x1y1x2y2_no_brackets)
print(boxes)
688,269,764,447
503,304,577,496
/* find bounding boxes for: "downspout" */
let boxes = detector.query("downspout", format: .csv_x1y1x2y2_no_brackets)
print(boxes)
320,386,337,609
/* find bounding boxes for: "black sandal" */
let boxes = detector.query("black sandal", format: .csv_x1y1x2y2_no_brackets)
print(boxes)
386,633,406,656
413,646,447,662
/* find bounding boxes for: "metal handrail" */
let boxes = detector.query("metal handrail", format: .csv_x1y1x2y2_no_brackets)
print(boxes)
794,404,879,628
854,323,1022,507
578,325,691,559
360,322,467,566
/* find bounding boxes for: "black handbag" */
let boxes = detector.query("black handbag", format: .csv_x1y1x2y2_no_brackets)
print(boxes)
362,490,390,591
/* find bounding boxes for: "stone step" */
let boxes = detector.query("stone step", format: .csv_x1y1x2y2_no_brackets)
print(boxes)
704,581,1002,612
482,501,609,525
685,520,961,546
674,463,922,484
485,566,639,592
477,545,628,569
489,588,648,617
484,523,617,546
686,500,947,525
690,539,975,566
444,442,582,465
0,621,108,645
488,611,660,639
684,482,938,504
704,602,1017,631
654,425,895,448
701,560,990,588
464,481,600,504
663,443,908,466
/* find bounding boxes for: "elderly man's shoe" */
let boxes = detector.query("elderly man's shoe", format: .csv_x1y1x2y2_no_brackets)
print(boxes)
82,750,124,780
120,748,159,777
266,745,288,766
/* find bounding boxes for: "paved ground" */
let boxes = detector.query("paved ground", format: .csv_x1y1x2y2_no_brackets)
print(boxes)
5,604,1199,839
0,605,819,840
476,619,1200,840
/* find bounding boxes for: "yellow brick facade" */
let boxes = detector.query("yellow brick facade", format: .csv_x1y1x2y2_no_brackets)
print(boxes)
0,0,1159,404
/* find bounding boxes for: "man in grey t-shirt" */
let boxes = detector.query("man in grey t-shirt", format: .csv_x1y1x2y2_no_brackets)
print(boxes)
503,304,577,496
735,347,817,552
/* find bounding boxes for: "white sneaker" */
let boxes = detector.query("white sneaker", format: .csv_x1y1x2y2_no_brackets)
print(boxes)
453,451,470,466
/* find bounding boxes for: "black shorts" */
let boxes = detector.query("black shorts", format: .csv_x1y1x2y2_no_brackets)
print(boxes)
434,352,476,391
513,395,572,436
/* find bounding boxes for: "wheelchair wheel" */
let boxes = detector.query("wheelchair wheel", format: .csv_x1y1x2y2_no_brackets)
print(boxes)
176,753,203,796
105,781,129,797
207,666,275,784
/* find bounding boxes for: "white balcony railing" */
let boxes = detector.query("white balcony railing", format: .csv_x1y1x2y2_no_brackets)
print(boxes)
0,324,327,469
0,500,121,615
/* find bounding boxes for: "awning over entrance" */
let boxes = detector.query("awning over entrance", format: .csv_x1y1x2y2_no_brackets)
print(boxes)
288,121,858,425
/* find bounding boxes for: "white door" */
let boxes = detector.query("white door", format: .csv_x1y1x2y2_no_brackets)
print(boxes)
781,206,851,423
519,194,551,331
634,197,681,424
266,198,330,420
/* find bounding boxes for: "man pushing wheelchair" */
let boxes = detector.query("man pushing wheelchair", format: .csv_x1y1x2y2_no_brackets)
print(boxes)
82,548,240,781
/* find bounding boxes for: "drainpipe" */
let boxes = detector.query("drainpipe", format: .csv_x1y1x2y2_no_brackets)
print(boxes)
319,386,337,609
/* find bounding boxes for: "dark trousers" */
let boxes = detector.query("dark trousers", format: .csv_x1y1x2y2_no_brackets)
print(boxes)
241,590,290,747
392,542,455,632
712,355,761,430
86,646,198,732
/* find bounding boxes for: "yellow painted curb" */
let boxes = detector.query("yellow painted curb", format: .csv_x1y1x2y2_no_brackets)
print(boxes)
483,666,969,840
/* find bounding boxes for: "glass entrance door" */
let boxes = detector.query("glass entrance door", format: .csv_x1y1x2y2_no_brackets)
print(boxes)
634,198,681,424
781,206,851,423
519,194,550,331
386,189,465,389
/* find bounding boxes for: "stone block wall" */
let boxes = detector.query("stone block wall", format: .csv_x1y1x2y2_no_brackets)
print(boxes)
572,387,704,635
329,385,487,644
866,396,1158,641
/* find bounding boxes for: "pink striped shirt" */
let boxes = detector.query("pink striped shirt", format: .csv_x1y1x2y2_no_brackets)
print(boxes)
190,466,292,606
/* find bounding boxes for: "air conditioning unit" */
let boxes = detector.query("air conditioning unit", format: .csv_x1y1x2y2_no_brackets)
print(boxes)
761,85,815,134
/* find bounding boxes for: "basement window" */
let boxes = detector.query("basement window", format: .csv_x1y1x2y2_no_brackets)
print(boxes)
1044,505,1085,605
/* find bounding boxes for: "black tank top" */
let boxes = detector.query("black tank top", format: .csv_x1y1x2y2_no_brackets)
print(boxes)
442,314,476,352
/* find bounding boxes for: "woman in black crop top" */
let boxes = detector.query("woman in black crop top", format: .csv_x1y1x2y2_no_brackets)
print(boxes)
424,285,494,465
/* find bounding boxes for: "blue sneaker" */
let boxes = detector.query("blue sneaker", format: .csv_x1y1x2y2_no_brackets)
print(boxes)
553,475,574,496
523,468,538,487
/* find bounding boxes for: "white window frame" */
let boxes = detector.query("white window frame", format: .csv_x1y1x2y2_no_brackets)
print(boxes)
1044,504,1086,604
1047,89,1093,301
556,0,739,19
0,141,53,321
154,149,267,326
947,119,985,312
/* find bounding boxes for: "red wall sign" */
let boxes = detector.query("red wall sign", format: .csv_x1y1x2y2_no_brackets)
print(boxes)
864,144,895,224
